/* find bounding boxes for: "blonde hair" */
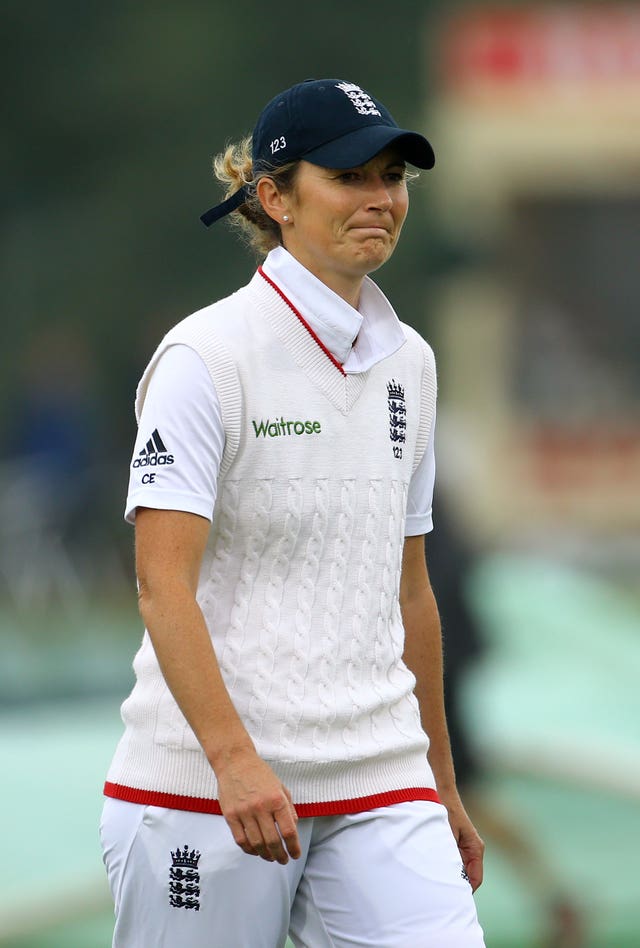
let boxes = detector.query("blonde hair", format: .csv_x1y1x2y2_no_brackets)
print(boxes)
212,136,299,257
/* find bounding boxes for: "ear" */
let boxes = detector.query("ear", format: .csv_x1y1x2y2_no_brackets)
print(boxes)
256,176,291,225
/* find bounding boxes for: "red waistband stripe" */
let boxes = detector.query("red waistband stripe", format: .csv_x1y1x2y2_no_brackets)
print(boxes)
104,782,441,817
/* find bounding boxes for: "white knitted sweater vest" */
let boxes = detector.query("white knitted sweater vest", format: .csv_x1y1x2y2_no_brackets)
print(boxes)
106,270,439,814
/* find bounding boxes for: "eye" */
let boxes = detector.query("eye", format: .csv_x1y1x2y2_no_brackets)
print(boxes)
384,169,407,184
335,171,361,183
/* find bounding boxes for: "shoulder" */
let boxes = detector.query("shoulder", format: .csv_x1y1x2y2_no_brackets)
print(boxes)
399,322,435,363
394,322,437,391
135,283,255,429
147,344,214,396
166,280,255,342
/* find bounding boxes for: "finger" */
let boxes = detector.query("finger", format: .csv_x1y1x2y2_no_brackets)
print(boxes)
255,812,293,864
273,801,301,860
225,815,260,857
464,854,484,892
282,785,299,818
470,860,483,892
243,816,277,862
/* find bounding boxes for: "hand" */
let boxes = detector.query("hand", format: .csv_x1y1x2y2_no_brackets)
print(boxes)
445,799,485,892
215,748,302,865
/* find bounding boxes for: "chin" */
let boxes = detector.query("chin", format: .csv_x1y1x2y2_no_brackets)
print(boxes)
357,244,394,272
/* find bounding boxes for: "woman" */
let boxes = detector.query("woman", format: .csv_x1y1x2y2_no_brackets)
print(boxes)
101,78,485,948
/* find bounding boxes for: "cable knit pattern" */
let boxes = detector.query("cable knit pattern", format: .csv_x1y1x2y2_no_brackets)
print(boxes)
106,271,439,813
248,478,303,739
281,477,328,751
313,478,356,752
218,480,272,692
343,478,381,754
200,480,239,633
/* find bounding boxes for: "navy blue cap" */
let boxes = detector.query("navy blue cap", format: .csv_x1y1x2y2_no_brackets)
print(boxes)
201,79,435,226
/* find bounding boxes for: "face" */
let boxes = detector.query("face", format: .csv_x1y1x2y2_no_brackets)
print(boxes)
279,147,410,306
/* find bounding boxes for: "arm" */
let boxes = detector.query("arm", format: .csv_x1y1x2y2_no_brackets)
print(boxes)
135,506,300,864
400,534,484,890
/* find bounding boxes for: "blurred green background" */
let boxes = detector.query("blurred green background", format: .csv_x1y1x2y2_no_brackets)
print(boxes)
2,1,639,946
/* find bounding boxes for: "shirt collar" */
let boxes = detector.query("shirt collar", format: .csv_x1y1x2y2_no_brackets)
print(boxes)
261,246,406,373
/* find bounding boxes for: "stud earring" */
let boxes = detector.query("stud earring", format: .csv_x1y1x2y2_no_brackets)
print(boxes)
283,215,289,222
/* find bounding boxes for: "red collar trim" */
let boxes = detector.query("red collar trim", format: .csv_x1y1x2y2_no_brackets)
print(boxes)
258,266,347,377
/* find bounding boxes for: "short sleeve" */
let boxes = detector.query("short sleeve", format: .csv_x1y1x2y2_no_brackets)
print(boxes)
125,344,224,523
405,409,436,536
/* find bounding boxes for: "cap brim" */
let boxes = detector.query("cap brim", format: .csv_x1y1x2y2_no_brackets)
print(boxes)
302,126,435,170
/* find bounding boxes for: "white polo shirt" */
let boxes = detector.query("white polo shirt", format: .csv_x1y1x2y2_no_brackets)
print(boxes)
125,246,436,534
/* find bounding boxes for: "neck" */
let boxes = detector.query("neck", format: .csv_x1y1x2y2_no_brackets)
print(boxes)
323,277,361,310
281,245,364,310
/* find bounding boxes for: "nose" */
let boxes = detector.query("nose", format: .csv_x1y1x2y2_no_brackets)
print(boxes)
365,177,393,212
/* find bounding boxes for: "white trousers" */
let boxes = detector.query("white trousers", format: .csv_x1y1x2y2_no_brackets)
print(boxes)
100,798,485,948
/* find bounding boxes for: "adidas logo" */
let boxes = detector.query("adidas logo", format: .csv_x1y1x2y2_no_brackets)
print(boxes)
132,429,175,468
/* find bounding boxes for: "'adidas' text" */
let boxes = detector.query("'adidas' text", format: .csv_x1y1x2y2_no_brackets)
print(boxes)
133,429,175,468
133,453,175,468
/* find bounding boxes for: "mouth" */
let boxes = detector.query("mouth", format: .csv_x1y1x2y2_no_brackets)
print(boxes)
350,226,392,238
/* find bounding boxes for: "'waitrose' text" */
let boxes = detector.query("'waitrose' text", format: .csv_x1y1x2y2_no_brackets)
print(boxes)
252,418,322,437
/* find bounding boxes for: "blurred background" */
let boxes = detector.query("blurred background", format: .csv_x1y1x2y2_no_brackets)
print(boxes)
1,1,639,946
